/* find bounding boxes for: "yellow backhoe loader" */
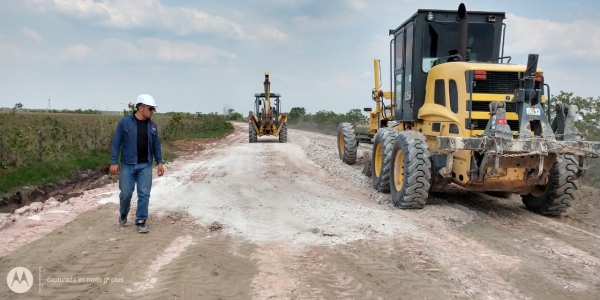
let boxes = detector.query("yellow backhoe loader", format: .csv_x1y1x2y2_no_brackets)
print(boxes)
248,72,289,143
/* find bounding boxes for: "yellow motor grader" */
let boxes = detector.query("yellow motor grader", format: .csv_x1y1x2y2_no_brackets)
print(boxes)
248,72,289,143
337,3,600,216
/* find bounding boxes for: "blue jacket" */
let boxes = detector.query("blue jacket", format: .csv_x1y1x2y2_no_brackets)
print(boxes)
110,113,164,165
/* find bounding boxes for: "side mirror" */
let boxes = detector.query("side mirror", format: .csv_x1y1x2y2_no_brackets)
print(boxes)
364,107,372,112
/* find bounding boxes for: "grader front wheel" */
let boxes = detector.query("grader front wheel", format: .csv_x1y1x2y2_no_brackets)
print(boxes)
390,131,432,209
337,122,357,165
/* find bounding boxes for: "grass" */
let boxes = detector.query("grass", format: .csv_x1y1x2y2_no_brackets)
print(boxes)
0,150,109,195
0,127,233,196
171,126,234,140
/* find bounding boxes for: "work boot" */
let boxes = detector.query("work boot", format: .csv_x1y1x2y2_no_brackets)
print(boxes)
119,214,127,227
136,220,149,233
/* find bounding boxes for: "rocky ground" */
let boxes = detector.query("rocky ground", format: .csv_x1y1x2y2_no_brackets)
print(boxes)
0,122,598,300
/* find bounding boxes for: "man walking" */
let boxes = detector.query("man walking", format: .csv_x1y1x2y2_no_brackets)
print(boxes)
109,94,165,233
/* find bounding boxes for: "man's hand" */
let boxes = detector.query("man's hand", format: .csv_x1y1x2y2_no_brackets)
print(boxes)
157,164,165,176
109,164,120,175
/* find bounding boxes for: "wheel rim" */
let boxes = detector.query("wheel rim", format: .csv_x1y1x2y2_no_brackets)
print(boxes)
338,133,345,156
375,143,382,177
530,183,548,198
394,149,405,191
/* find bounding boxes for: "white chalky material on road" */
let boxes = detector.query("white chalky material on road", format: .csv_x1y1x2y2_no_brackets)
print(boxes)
127,235,194,292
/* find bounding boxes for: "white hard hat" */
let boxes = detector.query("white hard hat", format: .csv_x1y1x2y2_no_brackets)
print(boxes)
136,94,157,107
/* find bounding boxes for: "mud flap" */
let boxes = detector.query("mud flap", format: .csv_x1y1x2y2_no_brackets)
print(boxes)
430,152,453,192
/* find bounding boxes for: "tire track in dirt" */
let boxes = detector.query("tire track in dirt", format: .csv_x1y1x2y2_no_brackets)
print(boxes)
1,207,117,299
250,243,311,299
431,186,600,297
128,235,195,294
405,182,600,298
296,237,465,299
125,234,257,300
0,204,184,299
457,219,600,299
553,187,600,234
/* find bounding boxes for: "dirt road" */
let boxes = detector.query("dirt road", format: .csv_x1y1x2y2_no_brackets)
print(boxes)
1,122,599,299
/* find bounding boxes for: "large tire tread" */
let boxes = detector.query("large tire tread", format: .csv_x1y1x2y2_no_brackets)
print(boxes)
337,122,358,165
371,127,397,193
390,131,432,209
249,123,258,143
521,155,579,216
279,123,288,143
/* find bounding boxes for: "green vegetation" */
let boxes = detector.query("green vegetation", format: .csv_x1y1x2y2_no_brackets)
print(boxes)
0,150,108,194
0,108,235,195
287,107,368,135
182,127,234,140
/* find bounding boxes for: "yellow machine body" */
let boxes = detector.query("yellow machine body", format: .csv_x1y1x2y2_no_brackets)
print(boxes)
248,72,289,142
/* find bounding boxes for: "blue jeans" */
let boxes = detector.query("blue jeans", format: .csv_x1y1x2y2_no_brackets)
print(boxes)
119,162,152,224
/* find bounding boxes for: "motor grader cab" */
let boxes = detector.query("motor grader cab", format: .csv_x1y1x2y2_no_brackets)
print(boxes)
248,72,289,143
337,3,600,216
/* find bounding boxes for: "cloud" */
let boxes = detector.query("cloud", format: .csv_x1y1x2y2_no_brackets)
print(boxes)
0,37,237,66
0,41,23,62
66,44,90,59
316,72,363,90
22,0,287,43
504,13,600,62
345,0,367,11
20,27,43,42
97,38,239,65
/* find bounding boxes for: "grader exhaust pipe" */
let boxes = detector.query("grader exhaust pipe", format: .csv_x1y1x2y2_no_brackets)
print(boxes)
458,3,468,62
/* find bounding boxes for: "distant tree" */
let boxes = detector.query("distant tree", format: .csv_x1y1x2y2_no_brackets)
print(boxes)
345,108,368,125
222,107,244,121
122,102,135,116
313,110,338,124
289,107,306,121
12,102,23,111
222,104,232,116
551,91,600,140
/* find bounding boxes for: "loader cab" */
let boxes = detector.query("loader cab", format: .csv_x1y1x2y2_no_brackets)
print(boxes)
390,6,506,122
254,92,281,121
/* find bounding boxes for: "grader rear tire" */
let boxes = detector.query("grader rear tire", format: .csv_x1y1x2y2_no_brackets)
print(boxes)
249,123,257,143
279,123,288,143
521,155,579,216
390,131,432,209
371,127,397,193
337,122,357,165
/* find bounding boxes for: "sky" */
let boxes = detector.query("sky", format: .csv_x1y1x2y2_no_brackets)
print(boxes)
1,0,599,115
